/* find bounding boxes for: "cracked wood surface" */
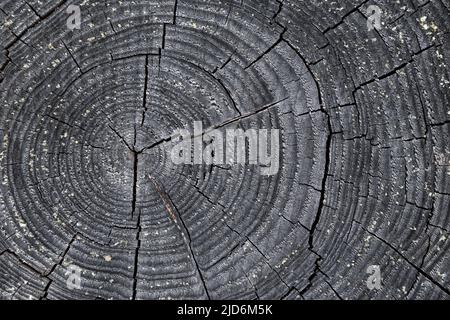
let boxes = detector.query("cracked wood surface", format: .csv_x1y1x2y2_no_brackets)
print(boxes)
0,0,449,300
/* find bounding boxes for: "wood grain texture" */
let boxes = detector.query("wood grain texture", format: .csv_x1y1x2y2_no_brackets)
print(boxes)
0,0,449,300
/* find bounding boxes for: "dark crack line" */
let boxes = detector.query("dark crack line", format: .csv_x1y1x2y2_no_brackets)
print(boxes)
298,249,322,297
173,0,178,24
406,235,431,297
162,24,167,49
283,37,331,296
355,221,450,296
130,150,139,220
324,279,343,300
108,20,117,34
108,124,133,151
131,210,141,300
45,114,86,132
178,176,226,210
139,97,288,153
3,0,66,52
244,28,286,70
280,287,301,300
411,0,432,14
10,283,24,299
169,203,211,300
272,0,283,21
242,271,260,299
352,44,438,94
62,40,82,72
216,77,242,116
322,0,369,34
149,176,211,299
415,82,429,138
210,97,289,131
41,233,78,300
207,242,240,270
107,120,141,221
25,1,42,18
0,249,43,276
223,223,294,296
139,136,172,153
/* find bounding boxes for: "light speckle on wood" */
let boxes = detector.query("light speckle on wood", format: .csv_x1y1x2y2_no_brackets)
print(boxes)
0,0,449,300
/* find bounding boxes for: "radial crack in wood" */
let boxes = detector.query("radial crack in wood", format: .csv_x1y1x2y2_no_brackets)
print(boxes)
0,0,449,300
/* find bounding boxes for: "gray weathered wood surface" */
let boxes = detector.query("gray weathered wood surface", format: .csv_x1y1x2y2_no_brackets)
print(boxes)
0,0,449,300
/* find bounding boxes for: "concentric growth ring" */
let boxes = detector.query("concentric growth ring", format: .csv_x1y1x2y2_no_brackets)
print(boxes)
0,0,449,300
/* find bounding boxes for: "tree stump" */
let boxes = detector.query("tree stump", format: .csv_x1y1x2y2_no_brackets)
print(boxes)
0,0,449,300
